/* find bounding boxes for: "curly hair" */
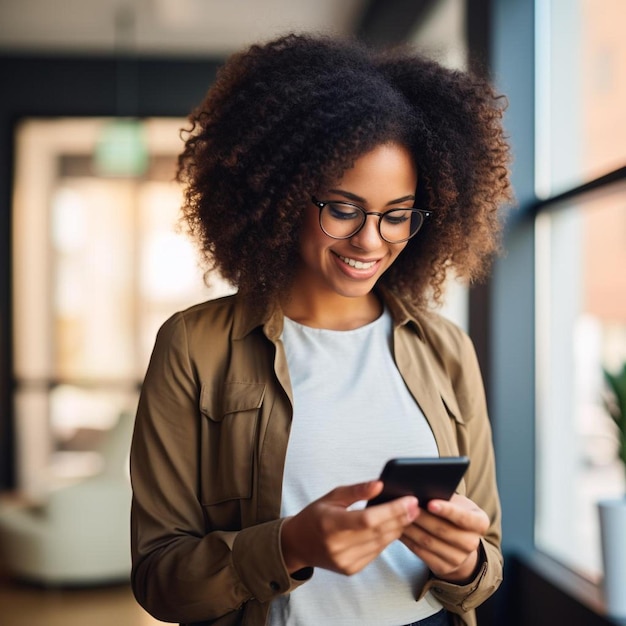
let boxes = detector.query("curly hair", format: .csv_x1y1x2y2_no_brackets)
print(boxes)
177,33,512,310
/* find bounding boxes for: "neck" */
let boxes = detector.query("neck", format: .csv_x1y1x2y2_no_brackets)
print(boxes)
281,287,382,330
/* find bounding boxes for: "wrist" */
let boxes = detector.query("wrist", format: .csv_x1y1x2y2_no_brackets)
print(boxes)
439,548,482,585
280,517,308,574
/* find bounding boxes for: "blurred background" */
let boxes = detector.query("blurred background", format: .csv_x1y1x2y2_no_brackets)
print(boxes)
0,1,625,625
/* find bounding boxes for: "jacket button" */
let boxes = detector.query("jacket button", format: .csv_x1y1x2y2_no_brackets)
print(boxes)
270,581,280,591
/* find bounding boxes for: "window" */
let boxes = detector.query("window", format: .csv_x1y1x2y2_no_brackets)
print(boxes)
534,0,626,579
536,0,626,198
12,118,234,497
535,182,626,577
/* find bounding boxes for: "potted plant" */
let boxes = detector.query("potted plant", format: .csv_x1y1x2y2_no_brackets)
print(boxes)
598,363,626,619
603,365,626,473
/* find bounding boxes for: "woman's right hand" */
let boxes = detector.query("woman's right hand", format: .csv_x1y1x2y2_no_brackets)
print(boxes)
280,481,418,576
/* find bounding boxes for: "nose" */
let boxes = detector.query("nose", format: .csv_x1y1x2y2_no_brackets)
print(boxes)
349,214,384,250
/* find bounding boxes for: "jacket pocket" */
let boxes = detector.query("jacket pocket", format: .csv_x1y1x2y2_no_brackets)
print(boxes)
199,381,265,506
439,382,465,427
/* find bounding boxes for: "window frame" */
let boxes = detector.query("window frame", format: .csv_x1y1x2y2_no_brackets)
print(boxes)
488,0,626,622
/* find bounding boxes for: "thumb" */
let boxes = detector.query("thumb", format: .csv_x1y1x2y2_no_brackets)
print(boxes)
324,480,384,507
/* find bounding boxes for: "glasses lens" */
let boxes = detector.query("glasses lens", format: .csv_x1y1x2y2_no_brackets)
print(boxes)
380,209,424,243
320,202,365,238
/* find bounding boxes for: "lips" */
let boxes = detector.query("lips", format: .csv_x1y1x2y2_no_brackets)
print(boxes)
337,254,378,270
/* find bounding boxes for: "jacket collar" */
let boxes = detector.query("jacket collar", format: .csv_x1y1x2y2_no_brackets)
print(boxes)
230,287,426,341
378,287,426,341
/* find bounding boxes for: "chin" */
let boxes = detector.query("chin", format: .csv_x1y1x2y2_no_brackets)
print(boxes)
332,279,379,299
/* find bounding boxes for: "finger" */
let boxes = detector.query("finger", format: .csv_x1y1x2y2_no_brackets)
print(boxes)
402,516,481,566
321,499,419,570
402,522,470,558
363,495,419,527
400,528,470,571
336,537,401,575
328,542,386,576
330,522,413,575
400,528,482,583
326,496,418,551
426,498,490,534
400,535,468,574
409,509,482,554
325,480,384,508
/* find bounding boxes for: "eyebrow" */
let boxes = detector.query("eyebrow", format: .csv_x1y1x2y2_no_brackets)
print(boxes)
327,188,416,206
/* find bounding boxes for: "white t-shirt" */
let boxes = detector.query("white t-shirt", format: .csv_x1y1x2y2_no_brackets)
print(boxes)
269,308,443,626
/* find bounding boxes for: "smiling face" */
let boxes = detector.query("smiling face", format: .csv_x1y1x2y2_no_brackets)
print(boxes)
294,142,418,304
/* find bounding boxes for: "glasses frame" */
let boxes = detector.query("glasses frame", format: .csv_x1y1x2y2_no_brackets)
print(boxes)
311,196,431,244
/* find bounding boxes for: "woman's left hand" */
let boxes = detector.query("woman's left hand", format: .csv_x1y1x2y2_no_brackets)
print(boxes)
399,494,490,584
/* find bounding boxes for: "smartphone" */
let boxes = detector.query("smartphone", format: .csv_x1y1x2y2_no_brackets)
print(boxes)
366,456,470,508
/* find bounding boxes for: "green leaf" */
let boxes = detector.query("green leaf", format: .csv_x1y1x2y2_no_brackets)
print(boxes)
603,365,626,468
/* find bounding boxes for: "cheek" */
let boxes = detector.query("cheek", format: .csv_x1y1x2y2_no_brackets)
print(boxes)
389,242,408,262
299,213,332,256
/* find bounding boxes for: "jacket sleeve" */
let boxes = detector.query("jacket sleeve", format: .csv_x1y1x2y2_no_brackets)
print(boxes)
421,328,503,623
130,313,310,624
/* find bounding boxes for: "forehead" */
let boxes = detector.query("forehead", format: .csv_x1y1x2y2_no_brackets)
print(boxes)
326,143,418,198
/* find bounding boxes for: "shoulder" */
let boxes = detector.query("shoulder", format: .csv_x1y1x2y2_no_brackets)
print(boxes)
158,293,242,340
148,295,250,368
153,292,274,358
406,307,480,385
382,288,476,371
399,307,489,426
147,293,267,386
415,309,473,356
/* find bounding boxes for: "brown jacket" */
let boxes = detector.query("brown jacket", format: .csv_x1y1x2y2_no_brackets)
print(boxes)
130,290,502,626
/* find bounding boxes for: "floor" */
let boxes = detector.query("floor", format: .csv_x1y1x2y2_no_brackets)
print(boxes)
0,575,166,626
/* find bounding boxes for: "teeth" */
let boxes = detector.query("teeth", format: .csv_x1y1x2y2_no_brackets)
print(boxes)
338,255,376,269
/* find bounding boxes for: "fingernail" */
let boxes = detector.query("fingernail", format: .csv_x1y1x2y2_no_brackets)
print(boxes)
405,497,418,516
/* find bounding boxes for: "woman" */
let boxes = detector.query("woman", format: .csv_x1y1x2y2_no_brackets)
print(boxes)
130,33,511,626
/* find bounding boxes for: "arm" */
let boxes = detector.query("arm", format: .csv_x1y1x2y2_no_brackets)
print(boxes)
130,313,306,623
415,329,503,612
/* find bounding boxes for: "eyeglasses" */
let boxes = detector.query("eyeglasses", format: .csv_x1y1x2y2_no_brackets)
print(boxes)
311,196,431,244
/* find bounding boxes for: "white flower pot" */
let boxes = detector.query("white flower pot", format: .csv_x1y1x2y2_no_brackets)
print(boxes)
598,497,626,619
